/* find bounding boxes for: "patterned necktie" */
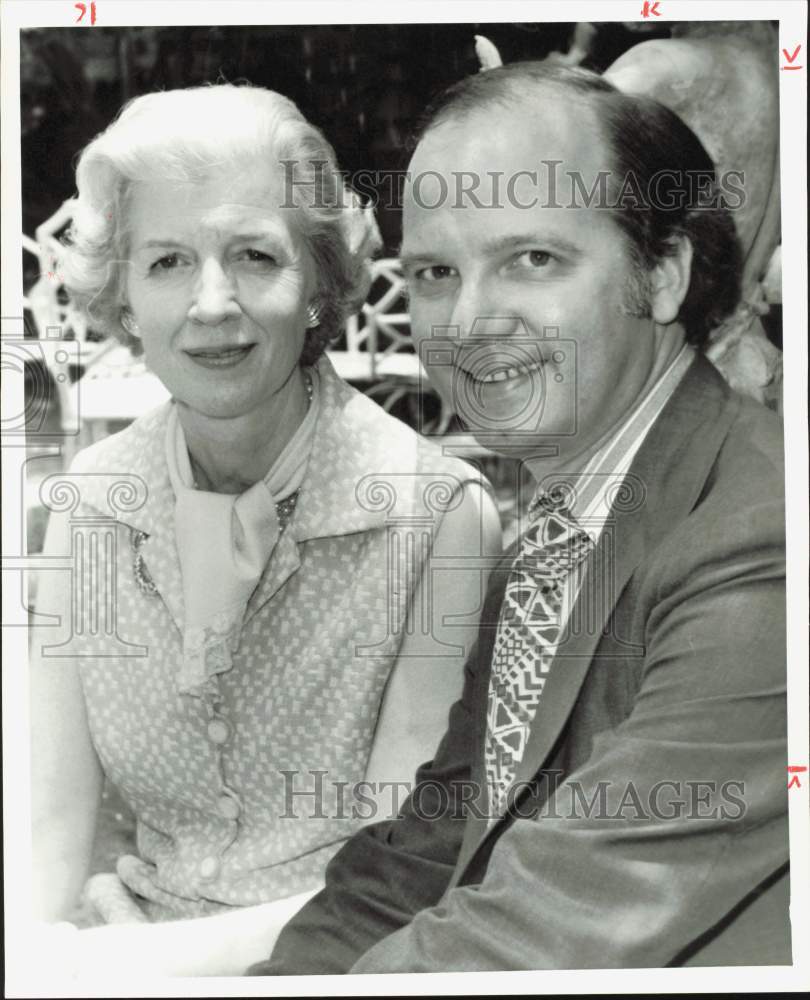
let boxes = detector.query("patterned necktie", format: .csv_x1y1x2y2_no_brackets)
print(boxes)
485,487,595,818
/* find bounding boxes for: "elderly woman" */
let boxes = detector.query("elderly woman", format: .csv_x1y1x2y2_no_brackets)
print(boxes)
30,83,501,974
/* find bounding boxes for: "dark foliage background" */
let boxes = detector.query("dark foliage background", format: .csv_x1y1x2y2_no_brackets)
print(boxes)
20,22,668,257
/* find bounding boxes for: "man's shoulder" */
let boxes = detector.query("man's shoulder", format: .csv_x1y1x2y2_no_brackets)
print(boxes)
714,390,784,503
650,384,784,588
627,362,785,601
652,353,784,512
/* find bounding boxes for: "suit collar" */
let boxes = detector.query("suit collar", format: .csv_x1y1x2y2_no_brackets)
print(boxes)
453,354,741,880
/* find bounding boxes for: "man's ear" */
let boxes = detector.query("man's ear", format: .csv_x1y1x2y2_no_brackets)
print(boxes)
650,236,693,325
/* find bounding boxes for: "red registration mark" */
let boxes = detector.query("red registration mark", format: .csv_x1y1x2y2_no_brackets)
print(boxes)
74,2,97,24
787,765,807,789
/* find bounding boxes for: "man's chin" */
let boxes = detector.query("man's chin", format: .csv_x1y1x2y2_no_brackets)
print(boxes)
463,425,568,462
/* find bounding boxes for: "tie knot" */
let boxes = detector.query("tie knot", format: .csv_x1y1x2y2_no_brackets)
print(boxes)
523,484,593,571
528,482,578,522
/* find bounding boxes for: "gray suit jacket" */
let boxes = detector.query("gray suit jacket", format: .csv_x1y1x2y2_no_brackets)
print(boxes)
252,354,790,974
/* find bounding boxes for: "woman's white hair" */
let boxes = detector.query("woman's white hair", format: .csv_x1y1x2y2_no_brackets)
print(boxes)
61,83,381,363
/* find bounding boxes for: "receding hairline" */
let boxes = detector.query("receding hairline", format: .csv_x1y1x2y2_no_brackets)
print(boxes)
410,74,617,177
413,63,615,139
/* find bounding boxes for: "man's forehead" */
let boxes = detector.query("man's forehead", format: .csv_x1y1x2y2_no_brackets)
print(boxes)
407,92,608,176
401,105,618,253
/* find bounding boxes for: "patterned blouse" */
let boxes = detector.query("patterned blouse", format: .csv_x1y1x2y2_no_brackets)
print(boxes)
51,356,483,920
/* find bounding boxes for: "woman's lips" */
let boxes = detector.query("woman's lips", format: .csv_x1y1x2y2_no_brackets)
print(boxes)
183,344,255,369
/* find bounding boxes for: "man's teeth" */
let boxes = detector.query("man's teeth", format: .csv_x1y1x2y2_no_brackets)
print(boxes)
477,361,541,383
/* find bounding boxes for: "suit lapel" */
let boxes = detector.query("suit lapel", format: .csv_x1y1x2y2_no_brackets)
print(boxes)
451,548,514,882
452,355,741,881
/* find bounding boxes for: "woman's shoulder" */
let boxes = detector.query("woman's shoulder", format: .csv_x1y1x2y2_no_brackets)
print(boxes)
317,358,485,491
68,403,172,475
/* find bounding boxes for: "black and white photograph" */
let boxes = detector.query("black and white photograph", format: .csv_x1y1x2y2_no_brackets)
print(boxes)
2,1,808,995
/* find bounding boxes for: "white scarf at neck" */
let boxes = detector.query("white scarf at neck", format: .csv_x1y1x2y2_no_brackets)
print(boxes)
165,367,320,695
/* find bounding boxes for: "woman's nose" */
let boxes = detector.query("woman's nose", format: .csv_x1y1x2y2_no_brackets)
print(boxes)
188,259,241,325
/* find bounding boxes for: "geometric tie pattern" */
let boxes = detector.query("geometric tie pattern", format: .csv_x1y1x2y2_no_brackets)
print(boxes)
484,486,595,819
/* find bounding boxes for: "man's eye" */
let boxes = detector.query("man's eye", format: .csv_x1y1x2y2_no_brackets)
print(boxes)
414,265,457,282
515,250,553,269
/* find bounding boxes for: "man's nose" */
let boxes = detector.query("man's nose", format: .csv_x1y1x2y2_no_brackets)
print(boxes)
447,280,487,342
449,283,526,343
188,259,241,325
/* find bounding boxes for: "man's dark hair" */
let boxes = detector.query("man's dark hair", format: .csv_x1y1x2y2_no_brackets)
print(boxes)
410,62,742,350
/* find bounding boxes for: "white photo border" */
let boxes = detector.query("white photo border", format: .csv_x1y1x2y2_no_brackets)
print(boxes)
2,1,807,995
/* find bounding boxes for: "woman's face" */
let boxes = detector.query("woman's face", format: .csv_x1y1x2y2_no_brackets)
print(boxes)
124,159,317,420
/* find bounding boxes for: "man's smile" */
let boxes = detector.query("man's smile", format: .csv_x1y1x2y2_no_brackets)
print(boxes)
467,358,545,384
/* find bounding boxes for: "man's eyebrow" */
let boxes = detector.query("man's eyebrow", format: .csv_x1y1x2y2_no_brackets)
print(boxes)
480,233,582,257
397,233,583,269
398,248,436,269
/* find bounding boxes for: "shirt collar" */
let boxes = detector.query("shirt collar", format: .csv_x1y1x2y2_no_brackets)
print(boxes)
531,344,696,539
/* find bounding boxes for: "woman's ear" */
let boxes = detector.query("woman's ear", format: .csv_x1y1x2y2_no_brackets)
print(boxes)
306,301,322,330
650,236,693,325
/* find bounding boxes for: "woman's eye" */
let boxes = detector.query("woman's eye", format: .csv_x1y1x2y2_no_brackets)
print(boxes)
414,264,457,282
240,249,276,265
150,253,180,271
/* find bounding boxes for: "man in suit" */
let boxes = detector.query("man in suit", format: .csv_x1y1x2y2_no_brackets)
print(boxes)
250,62,789,973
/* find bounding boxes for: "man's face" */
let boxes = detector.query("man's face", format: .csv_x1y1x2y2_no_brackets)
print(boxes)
401,96,666,465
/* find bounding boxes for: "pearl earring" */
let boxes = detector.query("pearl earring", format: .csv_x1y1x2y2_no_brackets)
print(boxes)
306,303,321,329
121,309,141,338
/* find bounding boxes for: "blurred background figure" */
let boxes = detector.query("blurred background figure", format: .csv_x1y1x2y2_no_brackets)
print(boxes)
604,21,782,411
